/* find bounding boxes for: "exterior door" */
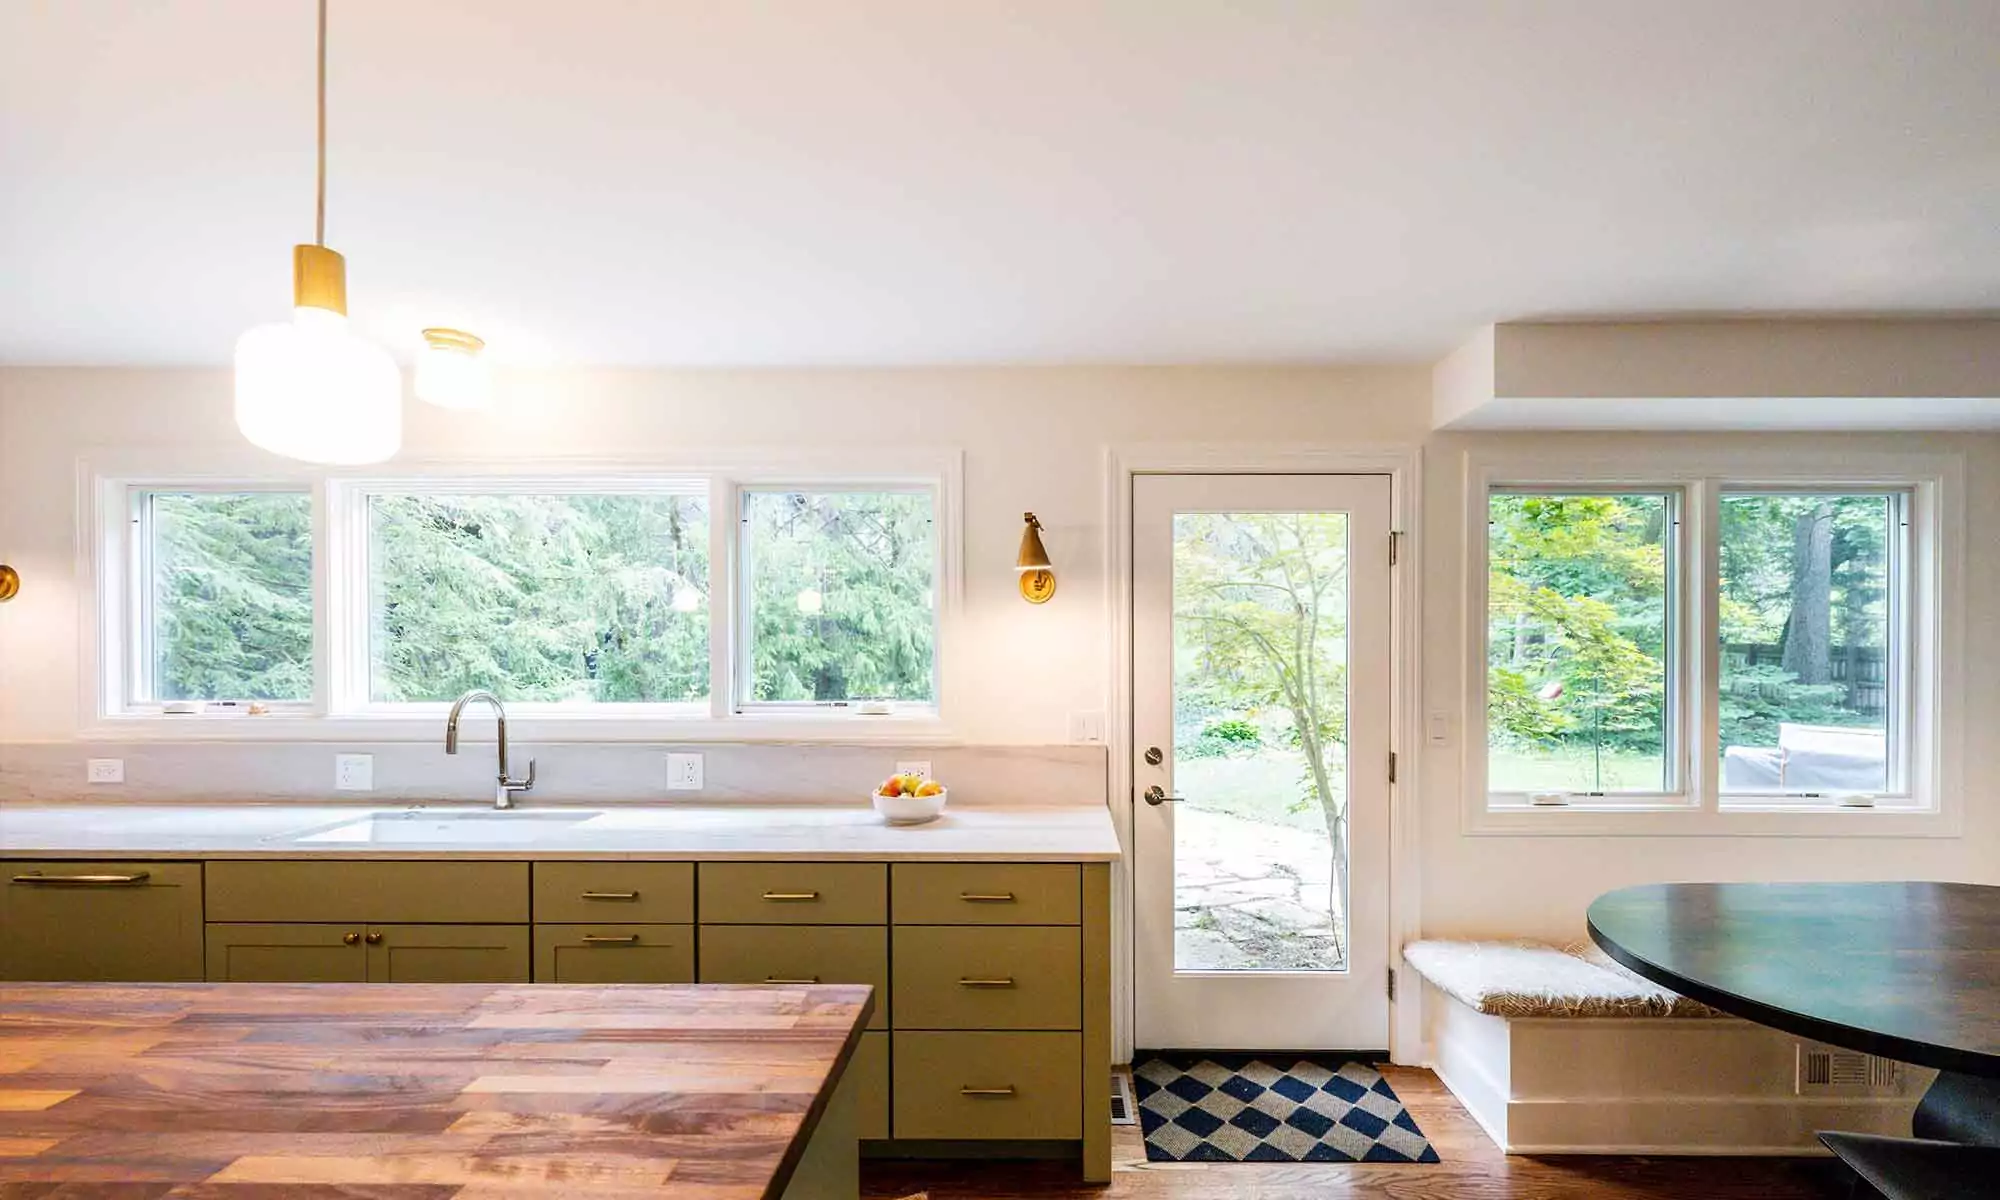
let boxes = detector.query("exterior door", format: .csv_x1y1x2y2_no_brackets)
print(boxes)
1132,474,1393,1050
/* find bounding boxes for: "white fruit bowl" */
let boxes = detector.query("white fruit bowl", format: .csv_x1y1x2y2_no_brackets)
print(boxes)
872,787,948,825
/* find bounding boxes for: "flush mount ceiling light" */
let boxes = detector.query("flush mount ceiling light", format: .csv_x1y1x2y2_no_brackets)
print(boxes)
415,327,492,410
234,0,400,464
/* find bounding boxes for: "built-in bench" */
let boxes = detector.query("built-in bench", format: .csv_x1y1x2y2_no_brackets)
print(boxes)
1405,939,1931,1155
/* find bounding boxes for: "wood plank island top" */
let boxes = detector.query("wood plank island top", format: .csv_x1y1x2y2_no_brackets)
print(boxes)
0,981,874,1198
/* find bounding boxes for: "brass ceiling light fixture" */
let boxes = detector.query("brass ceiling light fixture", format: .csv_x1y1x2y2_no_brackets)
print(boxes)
1016,513,1055,604
415,326,492,410
233,0,401,463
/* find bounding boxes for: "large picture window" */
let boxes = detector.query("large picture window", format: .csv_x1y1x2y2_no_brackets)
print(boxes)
365,489,710,706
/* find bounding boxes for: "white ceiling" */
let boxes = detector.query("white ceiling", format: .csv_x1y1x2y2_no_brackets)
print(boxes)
4,1,1999,368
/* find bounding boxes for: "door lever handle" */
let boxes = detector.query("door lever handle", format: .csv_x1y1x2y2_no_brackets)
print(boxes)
1144,785,1184,806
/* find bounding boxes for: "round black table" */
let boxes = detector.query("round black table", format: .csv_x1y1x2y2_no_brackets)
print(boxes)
1588,881,2000,1149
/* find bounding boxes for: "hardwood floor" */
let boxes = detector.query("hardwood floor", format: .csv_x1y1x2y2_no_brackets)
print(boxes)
861,1066,1851,1199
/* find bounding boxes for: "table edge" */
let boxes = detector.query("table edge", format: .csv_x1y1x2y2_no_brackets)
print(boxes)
1586,906,2000,1079
762,987,875,1200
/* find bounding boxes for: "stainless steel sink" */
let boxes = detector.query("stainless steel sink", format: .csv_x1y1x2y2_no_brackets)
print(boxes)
288,810,602,846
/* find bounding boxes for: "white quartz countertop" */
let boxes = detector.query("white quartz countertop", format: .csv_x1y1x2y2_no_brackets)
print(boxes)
0,803,1121,861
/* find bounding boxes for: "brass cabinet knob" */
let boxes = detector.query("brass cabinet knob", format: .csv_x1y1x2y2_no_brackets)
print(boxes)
341,932,360,946
364,931,383,945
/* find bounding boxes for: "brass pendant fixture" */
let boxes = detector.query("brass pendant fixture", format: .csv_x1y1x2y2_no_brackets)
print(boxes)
1016,512,1056,604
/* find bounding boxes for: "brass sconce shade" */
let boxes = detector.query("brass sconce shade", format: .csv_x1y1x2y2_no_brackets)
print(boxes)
0,564,18,603
1016,513,1055,604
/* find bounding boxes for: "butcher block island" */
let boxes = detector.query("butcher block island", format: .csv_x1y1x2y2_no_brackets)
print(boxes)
0,803,1121,1181
0,981,873,1198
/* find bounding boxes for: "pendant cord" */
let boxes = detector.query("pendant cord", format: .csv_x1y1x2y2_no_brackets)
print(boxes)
315,0,327,247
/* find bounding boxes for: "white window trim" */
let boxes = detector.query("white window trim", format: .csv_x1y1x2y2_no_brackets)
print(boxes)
77,448,964,744
1461,447,1962,838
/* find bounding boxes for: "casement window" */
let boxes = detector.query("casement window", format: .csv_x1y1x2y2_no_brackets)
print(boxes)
92,463,954,732
1472,456,1953,824
125,488,316,710
737,489,937,712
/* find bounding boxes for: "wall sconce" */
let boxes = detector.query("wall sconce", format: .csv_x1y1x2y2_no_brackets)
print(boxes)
1016,513,1055,604
0,563,17,603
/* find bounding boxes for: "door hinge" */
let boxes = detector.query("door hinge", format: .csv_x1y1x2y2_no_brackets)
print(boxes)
1387,966,1397,1001
1388,751,1397,784
1389,530,1403,566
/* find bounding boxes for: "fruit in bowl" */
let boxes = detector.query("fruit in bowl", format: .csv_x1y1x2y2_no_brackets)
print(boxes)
874,773,948,824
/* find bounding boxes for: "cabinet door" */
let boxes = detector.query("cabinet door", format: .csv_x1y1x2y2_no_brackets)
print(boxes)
206,923,368,982
534,924,695,983
2,861,204,981
365,924,531,983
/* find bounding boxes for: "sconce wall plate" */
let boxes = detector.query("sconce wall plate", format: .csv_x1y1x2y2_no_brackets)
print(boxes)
0,564,18,602
1019,568,1056,604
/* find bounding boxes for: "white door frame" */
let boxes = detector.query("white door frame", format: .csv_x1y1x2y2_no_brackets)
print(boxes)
1103,443,1425,1065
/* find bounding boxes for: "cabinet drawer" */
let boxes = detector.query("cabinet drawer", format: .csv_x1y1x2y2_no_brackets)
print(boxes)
206,861,529,924
892,863,1079,926
2,861,204,981
534,923,695,983
853,1031,889,1140
698,862,885,925
892,1032,1081,1140
698,925,888,1030
534,862,693,924
892,926,1080,1030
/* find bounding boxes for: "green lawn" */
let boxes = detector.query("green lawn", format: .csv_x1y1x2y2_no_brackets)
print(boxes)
1174,751,1342,833
1488,747,1664,793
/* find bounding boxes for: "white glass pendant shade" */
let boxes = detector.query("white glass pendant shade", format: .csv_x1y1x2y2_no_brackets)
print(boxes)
235,306,402,464
414,327,492,410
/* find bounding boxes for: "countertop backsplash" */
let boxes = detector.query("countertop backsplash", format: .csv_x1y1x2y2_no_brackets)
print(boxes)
0,741,1107,808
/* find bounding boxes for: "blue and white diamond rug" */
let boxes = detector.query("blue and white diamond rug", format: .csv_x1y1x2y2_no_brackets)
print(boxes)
1133,1055,1441,1163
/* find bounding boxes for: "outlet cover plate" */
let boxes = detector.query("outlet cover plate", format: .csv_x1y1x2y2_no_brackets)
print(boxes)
86,758,124,784
334,754,374,791
667,753,704,791
895,760,932,780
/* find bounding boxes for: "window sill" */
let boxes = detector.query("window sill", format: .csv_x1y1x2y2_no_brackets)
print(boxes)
80,711,960,746
1469,799,1957,838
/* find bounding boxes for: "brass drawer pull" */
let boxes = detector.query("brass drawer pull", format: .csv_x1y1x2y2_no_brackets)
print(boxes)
582,934,641,945
959,892,1016,903
764,976,821,985
957,977,1017,989
364,931,383,945
10,872,151,887
960,1086,1017,1097
580,890,640,901
760,891,821,902
342,932,361,946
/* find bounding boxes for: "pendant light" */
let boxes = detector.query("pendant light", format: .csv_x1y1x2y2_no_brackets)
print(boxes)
234,0,400,464
415,327,492,410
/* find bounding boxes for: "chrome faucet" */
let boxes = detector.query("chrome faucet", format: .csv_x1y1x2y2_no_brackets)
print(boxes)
445,689,536,810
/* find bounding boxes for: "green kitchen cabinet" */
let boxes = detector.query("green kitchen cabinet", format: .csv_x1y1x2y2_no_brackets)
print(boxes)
206,922,530,983
1,861,205,981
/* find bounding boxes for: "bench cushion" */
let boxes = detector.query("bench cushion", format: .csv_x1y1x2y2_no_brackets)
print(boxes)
1404,939,1723,1019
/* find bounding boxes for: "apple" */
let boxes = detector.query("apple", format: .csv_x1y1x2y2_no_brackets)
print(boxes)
879,776,903,797
915,780,944,797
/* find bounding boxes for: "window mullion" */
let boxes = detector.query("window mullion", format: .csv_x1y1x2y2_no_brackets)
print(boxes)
710,477,735,720
1692,479,1721,812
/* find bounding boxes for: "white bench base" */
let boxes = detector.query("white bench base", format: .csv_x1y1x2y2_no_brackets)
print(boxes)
1425,980,1932,1155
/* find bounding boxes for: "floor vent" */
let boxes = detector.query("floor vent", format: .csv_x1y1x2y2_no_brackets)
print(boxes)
1797,1043,1903,1094
1110,1068,1137,1125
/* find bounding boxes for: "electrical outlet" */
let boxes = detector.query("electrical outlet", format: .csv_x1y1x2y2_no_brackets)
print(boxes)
895,760,931,780
334,753,374,791
86,758,124,785
1068,711,1106,743
667,752,704,791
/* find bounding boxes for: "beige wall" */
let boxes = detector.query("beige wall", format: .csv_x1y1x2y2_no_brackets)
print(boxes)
2,367,1996,942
